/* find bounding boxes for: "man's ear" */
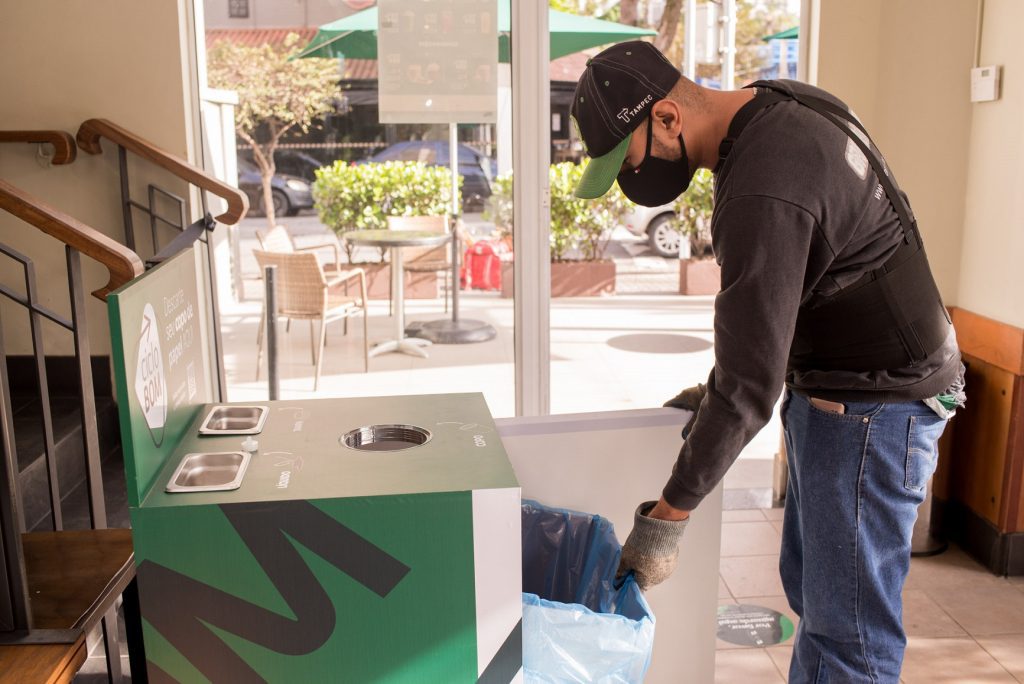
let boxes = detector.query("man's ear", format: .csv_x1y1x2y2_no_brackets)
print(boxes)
651,99,682,135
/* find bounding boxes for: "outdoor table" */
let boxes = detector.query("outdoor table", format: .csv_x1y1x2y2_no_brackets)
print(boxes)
343,228,452,358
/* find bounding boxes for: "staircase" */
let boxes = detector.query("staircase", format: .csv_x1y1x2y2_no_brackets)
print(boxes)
0,122,246,681
9,358,128,532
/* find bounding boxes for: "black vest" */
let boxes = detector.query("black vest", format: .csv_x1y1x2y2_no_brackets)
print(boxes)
716,80,951,372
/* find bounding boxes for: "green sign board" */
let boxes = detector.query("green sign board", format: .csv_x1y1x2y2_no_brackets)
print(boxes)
108,244,217,507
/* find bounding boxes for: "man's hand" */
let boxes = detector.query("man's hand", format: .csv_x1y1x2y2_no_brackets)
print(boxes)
664,383,706,438
617,498,690,591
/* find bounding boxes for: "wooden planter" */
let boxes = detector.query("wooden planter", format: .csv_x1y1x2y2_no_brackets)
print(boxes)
358,263,438,300
501,259,616,298
678,258,721,296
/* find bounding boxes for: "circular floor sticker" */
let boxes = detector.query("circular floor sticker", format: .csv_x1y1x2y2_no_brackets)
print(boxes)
717,604,795,647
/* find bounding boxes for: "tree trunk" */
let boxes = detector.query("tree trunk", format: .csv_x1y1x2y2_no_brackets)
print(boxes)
260,169,276,229
619,0,640,26
238,128,286,230
654,0,684,53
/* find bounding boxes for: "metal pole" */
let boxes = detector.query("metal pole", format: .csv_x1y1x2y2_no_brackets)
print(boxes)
512,0,551,416
264,265,279,401
0,319,31,631
24,259,61,530
450,123,459,218
67,247,107,530
406,126,496,345
450,222,461,323
450,123,461,323
684,0,697,79
721,0,736,90
118,146,136,251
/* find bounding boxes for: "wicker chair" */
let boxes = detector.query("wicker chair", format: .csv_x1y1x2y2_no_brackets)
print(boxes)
386,215,454,313
256,224,348,275
253,250,369,390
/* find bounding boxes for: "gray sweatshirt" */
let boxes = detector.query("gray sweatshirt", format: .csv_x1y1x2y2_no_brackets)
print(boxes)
662,80,961,511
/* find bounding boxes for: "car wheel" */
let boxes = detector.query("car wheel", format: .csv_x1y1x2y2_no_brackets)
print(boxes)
647,214,681,258
259,190,291,218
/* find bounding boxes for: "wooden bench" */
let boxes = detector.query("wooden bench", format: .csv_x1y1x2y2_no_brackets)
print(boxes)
0,529,139,683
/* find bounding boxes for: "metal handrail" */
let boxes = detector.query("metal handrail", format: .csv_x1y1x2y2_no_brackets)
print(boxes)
0,180,144,300
76,118,249,225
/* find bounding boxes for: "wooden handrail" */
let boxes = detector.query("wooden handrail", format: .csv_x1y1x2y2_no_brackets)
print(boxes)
0,179,144,300
0,130,77,165
76,118,249,225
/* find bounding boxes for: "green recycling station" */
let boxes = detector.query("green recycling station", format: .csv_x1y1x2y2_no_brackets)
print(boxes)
108,246,523,682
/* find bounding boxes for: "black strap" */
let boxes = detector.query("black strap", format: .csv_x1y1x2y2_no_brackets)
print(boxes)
728,81,946,365
146,212,216,268
791,245,949,370
747,81,918,246
716,90,789,171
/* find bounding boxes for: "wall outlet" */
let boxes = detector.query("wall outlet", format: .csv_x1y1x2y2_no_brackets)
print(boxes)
971,65,1001,103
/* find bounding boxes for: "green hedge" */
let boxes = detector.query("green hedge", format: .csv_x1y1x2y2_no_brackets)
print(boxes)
668,168,714,253
313,161,456,232
484,162,629,262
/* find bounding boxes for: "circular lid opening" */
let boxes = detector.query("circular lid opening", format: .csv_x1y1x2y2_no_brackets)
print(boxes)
340,424,432,452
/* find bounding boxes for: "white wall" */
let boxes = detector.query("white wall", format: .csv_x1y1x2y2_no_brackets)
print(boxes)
813,0,1024,329
812,0,883,128
0,1,202,355
812,0,975,304
870,0,976,307
957,0,1024,328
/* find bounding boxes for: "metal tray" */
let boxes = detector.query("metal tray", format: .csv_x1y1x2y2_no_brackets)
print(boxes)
198,405,268,435
165,451,251,493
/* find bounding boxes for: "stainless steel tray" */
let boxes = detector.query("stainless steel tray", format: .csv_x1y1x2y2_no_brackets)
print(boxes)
165,451,251,493
198,405,268,435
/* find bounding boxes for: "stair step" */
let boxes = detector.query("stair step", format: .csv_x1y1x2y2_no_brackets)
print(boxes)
33,448,131,531
12,393,123,531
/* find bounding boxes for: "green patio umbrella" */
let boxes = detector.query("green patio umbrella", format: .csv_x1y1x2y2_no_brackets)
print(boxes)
295,5,656,61
762,26,798,42
295,5,652,346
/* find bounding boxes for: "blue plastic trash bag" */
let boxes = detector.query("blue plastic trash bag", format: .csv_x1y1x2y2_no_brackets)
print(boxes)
521,500,656,683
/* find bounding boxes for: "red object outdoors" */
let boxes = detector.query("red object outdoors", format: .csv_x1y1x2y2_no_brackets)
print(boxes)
463,241,505,291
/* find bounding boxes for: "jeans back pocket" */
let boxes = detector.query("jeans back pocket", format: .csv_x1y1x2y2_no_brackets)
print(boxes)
905,413,947,492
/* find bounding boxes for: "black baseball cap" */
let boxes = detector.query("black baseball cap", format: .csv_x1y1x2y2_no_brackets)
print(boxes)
571,41,682,199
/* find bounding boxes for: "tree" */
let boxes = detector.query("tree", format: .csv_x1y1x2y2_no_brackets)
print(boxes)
734,0,798,83
207,34,343,227
619,0,640,25
653,0,684,52
549,0,622,21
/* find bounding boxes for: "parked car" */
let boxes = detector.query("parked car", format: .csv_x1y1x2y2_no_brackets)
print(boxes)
360,141,498,212
240,149,324,183
237,159,314,217
622,202,684,258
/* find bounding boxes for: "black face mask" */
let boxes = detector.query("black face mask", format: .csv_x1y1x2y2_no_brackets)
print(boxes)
616,118,694,207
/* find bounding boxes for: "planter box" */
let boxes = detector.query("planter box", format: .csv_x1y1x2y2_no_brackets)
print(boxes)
501,260,616,298
357,262,438,300
678,258,721,295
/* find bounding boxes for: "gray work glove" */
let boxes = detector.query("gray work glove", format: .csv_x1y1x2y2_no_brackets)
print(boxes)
663,383,706,438
616,501,689,591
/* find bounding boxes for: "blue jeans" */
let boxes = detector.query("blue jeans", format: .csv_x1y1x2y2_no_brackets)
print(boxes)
780,390,948,683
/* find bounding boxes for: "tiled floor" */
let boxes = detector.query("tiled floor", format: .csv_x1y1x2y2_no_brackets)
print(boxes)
716,510,1024,682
